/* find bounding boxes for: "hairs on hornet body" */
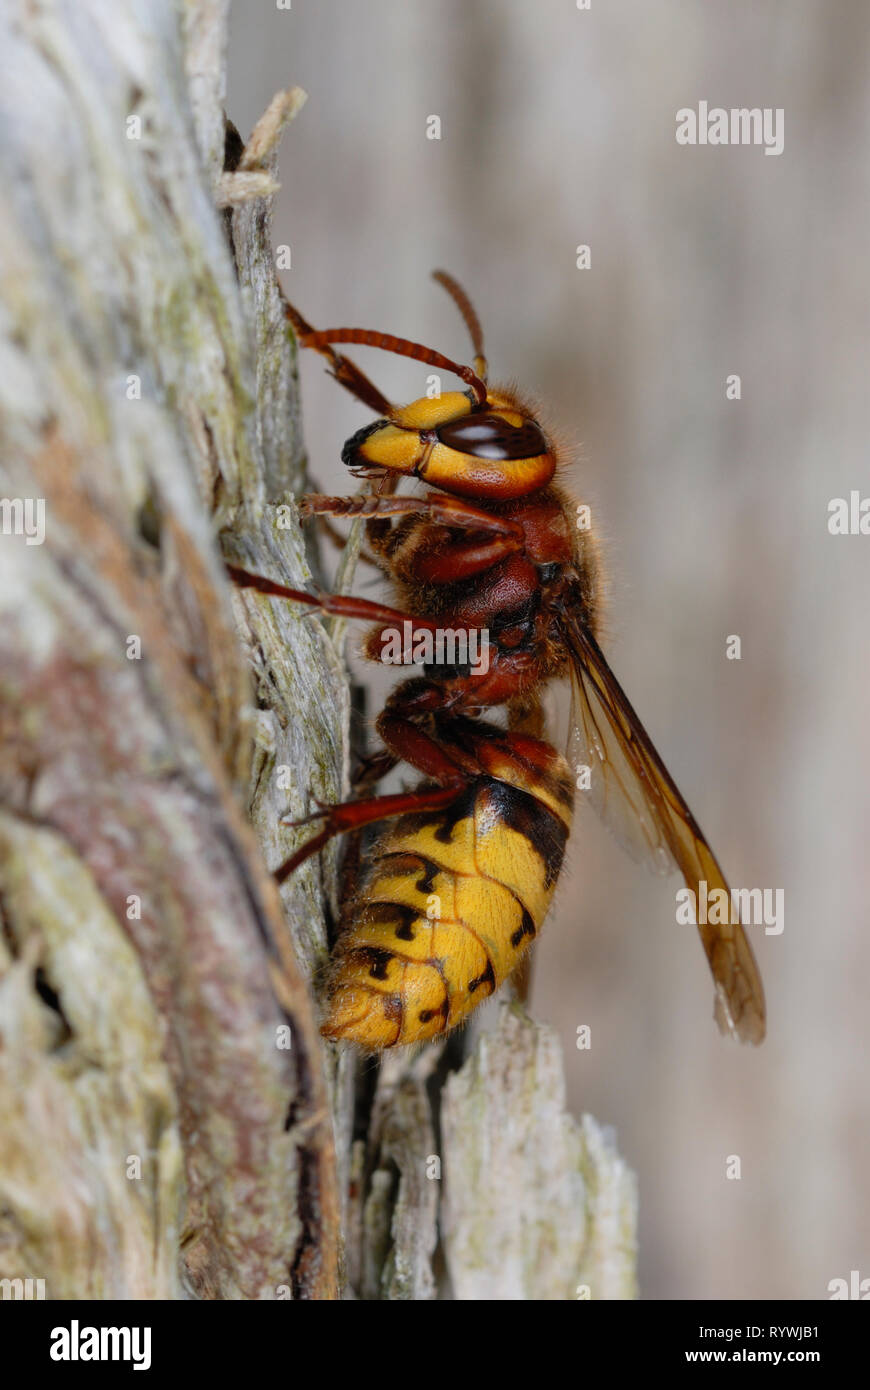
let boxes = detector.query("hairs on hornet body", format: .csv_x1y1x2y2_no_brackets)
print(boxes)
230,272,766,1049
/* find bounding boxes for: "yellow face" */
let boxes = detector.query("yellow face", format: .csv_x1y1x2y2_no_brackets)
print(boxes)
342,390,556,500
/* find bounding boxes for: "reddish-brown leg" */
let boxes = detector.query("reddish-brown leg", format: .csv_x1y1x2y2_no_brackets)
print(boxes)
276,783,465,884
351,747,398,793
276,711,483,883
302,494,525,579
283,295,393,416
227,565,479,636
301,492,523,538
374,711,478,781
413,535,522,582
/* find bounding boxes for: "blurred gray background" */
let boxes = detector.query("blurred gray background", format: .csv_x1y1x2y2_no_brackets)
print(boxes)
228,0,870,1299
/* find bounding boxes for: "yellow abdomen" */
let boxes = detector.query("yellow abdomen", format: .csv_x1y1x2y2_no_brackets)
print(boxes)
321,769,573,1048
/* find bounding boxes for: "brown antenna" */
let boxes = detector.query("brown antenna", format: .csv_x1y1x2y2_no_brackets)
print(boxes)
298,327,489,406
432,270,487,381
284,298,393,416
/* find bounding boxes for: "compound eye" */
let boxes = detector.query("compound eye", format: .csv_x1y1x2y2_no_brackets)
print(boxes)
436,412,549,461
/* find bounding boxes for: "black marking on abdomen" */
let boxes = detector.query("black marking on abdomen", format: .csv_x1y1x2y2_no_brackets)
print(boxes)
483,780,569,888
356,901,418,941
432,783,478,844
419,996,450,1025
392,782,478,847
413,857,441,895
352,945,394,980
383,992,404,1039
393,777,568,891
510,907,537,948
467,958,496,996
370,850,444,897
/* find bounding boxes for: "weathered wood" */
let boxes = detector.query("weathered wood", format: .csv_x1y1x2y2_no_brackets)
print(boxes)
441,1006,638,1300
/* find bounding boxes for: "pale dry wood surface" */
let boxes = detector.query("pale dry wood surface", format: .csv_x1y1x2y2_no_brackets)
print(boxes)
0,0,340,1300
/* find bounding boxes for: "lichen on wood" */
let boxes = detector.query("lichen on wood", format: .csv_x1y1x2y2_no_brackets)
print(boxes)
0,0,340,1300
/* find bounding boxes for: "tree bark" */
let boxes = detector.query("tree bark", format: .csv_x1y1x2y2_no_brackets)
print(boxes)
0,0,339,1300
0,0,637,1300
